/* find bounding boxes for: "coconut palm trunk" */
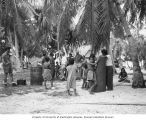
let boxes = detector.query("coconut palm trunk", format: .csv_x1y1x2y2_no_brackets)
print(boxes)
144,59,146,70
116,3,145,88
143,42,146,70
14,28,21,70
57,13,64,51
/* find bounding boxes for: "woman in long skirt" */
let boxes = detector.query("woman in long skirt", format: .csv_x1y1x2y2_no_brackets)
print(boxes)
89,49,107,93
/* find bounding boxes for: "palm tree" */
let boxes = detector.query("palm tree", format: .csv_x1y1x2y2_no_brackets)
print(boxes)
116,0,146,88
35,0,80,55
38,0,67,51
0,0,38,68
73,0,146,88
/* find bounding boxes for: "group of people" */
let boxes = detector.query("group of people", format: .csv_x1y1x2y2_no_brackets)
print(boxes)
1,45,129,96
80,49,114,94
54,49,114,96
41,51,83,93
41,52,60,89
64,49,129,95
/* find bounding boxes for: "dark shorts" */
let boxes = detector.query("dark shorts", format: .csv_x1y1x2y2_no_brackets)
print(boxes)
3,64,13,74
51,69,55,79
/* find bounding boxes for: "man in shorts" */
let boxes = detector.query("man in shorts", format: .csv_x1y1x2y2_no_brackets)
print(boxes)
2,46,14,86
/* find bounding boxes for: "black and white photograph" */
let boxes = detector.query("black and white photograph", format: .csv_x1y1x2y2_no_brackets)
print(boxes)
0,0,146,120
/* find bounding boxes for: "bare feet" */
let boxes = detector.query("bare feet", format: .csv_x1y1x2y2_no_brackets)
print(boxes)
67,90,72,96
68,93,72,96
51,87,55,90
45,87,49,90
4,83,7,87
74,92,79,96
89,91,94,95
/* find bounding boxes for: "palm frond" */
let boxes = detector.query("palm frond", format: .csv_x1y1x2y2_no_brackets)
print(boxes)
75,0,111,52
138,0,146,22
123,0,146,23
19,0,39,19
58,0,79,47
109,0,125,39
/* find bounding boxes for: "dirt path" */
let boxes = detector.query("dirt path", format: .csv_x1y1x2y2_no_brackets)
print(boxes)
0,73,146,114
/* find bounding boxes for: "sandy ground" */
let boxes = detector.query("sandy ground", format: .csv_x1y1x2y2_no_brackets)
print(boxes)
0,69,146,114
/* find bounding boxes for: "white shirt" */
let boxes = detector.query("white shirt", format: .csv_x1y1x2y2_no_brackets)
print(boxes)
24,56,28,62
61,56,67,65
106,55,113,66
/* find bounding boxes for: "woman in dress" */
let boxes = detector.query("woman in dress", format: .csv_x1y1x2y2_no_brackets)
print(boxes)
66,59,78,96
89,49,107,93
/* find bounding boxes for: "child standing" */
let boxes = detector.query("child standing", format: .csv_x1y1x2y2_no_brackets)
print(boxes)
42,57,52,89
66,59,78,96
55,62,60,79
87,55,96,89
82,63,88,89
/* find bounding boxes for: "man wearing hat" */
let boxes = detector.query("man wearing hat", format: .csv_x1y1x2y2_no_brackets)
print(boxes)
2,45,14,86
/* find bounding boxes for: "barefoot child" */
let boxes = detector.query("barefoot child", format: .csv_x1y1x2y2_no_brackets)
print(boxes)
55,62,60,79
86,55,96,89
118,68,129,83
42,57,52,89
82,63,88,89
66,59,78,96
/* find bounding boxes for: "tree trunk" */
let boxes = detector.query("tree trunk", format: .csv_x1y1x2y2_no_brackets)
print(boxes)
57,0,69,51
116,3,145,88
144,58,146,70
14,29,21,71
57,15,62,51
91,0,94,52
20,48,23,64
57,12,65,64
